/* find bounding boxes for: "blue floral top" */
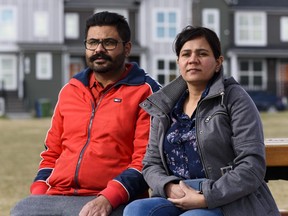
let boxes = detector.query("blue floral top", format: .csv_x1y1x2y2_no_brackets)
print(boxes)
163,80,214,180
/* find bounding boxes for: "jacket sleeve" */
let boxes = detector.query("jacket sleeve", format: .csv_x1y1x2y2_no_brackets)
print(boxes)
30,95,64,194
202,85,266,208
142,115,182,198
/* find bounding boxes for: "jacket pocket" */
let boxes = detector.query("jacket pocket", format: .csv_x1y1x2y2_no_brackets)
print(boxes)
204,111,228,123
253,185,278,215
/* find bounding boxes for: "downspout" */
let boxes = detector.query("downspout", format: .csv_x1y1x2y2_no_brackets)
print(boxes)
18,52,24,99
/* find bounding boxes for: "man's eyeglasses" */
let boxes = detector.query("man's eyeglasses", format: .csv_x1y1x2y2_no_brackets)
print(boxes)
84,38,126,51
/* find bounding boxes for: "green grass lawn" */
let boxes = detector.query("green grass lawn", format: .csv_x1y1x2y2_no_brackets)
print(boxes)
0,118,51,215
261,111,288,138
1,112,288,215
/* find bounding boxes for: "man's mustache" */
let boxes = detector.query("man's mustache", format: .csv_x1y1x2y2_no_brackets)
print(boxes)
89,53,112,62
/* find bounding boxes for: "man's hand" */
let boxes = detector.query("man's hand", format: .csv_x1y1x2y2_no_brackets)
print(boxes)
79,195,113,216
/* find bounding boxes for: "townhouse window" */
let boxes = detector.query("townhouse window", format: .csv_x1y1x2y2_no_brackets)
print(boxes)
34,11,49,38
65,13,79,39
156,58,177,85
0,6,17,41
202,9,220,37
0,55,17,90
153,9,179,42
235,12,267,46
36,53,52,80
239,59,266,90
280,17,288,42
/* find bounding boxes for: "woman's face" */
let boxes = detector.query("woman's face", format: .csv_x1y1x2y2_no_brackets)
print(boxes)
177,36,223,88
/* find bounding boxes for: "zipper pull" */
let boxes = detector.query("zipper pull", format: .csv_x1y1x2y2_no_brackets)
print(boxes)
220,91,225,107
205,116,211,123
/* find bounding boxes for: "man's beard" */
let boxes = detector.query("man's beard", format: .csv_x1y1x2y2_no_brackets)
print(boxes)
86,52,126,74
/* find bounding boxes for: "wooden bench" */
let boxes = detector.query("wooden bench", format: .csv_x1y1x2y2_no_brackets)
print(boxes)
265,138,288,180
265,138,288,167
280,210,288,216
265,138,288,216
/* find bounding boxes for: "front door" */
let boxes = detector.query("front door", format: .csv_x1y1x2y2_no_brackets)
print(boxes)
69,57,85,79
279,62,288,97
0,54,17,90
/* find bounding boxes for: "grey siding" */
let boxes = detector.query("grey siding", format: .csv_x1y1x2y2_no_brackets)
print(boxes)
0,0,64,43
24,50,63,112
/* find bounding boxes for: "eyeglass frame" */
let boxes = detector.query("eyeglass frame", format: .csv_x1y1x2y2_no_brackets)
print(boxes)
84,38,127,51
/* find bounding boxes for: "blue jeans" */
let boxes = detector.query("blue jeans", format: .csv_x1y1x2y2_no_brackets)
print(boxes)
123,197,223,216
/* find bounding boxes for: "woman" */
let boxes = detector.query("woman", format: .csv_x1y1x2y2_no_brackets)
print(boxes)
124,26,279,216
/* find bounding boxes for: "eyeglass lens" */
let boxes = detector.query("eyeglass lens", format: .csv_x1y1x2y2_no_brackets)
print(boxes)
85,38,120,51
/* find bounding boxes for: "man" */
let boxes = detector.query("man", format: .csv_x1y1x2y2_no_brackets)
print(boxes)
11,11,160,216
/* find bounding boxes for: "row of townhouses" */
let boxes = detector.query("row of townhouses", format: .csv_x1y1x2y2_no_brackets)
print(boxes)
0,0,288,116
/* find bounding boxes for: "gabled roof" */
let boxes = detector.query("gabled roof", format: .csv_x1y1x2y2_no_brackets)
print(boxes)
227,0,288,8
64,0,140,10
227,48,288,58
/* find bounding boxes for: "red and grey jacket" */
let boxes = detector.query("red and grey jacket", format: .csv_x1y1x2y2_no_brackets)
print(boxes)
30,62,161,208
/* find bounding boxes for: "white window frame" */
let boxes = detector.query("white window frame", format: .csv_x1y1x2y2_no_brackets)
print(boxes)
238,59,267,90
235,11,267,46
155,56,178,86
33,11,49,38
36,52,52,80
153,9,180,42
280,16,288,42
202,9,220,38
0,6,17,41
65,13,79,39
0,55,17,90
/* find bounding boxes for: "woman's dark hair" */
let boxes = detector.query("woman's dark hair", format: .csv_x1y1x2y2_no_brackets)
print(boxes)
173,26,222,59
85,11,131,42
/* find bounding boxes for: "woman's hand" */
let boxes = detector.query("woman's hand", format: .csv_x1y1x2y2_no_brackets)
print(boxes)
165,182,185,199
167,181,207,210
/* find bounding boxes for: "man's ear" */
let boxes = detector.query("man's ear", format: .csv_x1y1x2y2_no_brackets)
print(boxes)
124,42,132,57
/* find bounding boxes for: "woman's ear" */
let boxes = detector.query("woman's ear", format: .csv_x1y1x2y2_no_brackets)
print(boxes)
215,56,224,72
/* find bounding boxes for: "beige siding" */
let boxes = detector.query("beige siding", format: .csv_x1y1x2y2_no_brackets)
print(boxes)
0,0,63,43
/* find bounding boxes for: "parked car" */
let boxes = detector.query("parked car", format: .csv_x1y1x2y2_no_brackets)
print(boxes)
246,91,287,112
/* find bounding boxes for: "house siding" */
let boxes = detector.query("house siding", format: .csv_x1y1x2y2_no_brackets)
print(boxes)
0,0,64,114
195,0,288,104
139,0,192,83
268,13,288,47
23,50,63,112
0,0,64,43
3,0,286,115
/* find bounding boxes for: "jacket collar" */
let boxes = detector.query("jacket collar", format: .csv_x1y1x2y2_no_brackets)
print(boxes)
142,69,225,115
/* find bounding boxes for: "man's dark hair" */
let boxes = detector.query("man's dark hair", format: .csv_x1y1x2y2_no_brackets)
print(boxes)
85,11,131,42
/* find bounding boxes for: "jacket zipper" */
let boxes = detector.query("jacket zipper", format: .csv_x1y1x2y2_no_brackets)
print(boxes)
203,91,226,125
204,111,228,123
195,91,225,178
73,84,117,193
73,100,95,193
